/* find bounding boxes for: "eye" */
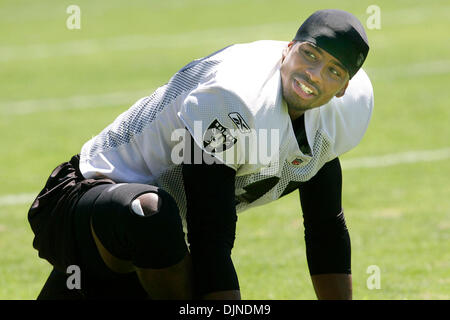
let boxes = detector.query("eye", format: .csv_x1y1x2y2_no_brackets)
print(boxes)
329,67,341,78
302,49,316,60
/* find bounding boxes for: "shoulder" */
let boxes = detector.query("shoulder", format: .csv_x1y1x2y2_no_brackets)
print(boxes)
330,68,374,126
209,40,287,103
341,68,374,109
305,69,374,157
179,39,288,130
176,83,252,172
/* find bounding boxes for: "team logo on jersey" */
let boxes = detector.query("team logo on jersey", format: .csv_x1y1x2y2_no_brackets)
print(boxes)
228,112,251,134
291,158,304,166
203,119,237,153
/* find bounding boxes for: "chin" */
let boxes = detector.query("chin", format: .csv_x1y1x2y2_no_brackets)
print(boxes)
285,96,312,112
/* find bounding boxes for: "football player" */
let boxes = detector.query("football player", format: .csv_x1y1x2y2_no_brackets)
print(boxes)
29,9,373,300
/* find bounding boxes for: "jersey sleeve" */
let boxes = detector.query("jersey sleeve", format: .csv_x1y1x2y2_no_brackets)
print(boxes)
177,84,253,171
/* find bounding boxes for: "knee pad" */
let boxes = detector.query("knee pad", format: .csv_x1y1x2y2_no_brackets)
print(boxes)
91,184,188,269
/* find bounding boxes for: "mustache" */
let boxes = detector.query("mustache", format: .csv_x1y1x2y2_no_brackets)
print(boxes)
294,74,320,95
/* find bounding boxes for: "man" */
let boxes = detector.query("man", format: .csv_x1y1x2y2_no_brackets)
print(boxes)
29,9,373,300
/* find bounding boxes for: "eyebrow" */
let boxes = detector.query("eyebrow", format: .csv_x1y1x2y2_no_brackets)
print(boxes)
305,43,348,73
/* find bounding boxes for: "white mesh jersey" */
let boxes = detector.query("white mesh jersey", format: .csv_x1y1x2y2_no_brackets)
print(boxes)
79,40,374,229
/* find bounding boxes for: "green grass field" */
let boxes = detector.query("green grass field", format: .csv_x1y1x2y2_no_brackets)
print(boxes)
0,0,449,299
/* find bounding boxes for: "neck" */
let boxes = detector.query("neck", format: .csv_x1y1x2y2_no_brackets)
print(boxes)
288,109,305,121
282,97,306,121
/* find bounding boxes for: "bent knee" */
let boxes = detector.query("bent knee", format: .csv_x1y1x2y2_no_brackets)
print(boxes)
130,189,180,220
91,185,187,270
127,190,187,269
131,193,162,217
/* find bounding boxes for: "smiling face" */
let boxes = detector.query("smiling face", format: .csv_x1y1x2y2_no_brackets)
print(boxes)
280,41,350,120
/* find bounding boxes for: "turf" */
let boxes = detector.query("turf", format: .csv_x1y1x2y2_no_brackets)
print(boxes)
0,0,449,299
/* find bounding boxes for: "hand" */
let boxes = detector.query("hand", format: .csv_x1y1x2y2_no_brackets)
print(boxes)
311,273,352,300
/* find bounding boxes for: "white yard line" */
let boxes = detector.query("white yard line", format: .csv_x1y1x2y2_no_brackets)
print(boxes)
1,58,449,115
1,147,449,207
0,22,292,62
366,60,450,78
0,90,152,115
0,193,37,207
341,147,450,169
1,4,448,61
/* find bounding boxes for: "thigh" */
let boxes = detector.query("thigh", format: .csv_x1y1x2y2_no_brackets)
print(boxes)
72,182,188,298
72,183,149,299
28,155,114,274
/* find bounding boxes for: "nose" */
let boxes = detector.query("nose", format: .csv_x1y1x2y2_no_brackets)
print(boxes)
304,65,322,84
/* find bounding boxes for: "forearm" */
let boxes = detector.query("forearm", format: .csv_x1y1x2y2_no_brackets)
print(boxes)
189,247,240,299
299,158,353,299
305,217,351,274
311,273,352,300
182,147,240,299
305,222,352,299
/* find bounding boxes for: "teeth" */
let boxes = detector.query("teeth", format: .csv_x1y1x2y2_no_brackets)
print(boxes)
297,80,314,95
301,83,313,94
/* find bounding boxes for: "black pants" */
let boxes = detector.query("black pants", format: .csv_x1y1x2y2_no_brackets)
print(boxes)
30,156,186,299
36,183,148,299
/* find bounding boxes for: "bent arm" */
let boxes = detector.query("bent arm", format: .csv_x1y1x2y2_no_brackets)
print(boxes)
182,136,240,300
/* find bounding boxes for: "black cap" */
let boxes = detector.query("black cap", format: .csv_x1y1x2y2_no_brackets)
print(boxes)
293,9,369,78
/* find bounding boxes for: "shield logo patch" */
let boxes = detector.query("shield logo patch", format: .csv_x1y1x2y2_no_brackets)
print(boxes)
203,119,237,153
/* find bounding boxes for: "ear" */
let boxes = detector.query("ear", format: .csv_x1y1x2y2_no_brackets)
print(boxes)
335,81,349,98
282,41,296,62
